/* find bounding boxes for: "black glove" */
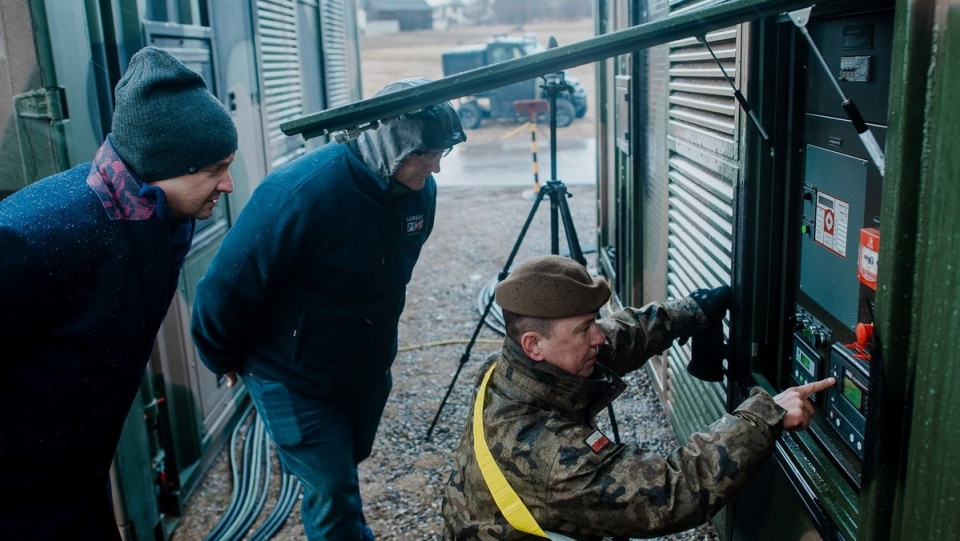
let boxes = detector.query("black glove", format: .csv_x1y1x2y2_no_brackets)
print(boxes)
685,285,731,382
689,323,726,381
689,285,732,323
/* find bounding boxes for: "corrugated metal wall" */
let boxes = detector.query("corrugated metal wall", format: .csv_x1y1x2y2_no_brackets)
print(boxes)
257,0,307,168
319,0,353,107
661,1,740,441
639,0,672,391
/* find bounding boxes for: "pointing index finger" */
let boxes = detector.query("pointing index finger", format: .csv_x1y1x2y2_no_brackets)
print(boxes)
796,377,836,397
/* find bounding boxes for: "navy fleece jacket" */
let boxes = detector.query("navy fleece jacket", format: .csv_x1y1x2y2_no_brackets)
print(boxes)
0,140,192,539
191,141,436,399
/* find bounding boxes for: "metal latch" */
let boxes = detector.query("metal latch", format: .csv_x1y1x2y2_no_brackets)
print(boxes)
14,86,68,121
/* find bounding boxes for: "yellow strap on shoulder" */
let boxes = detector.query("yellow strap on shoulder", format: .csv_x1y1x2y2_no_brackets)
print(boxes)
473,363,550,538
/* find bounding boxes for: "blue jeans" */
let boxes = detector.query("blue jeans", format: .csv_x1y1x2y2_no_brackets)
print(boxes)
243,372,392,541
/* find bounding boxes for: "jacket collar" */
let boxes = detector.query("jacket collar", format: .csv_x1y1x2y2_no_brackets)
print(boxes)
87,136,178,221
495,337,627,421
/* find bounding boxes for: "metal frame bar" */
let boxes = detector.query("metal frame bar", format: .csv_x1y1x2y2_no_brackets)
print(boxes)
281,0,815,140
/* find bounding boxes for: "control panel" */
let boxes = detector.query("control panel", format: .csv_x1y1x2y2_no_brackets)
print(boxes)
826,344,870,459
791,333,821,387
791,307,832,385
788,9,892,486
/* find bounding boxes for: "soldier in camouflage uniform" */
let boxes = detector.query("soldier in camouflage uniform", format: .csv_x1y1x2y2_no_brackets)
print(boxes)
442,255,834,540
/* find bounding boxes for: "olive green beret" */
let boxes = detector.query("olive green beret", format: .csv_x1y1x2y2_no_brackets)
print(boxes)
495,255,610,318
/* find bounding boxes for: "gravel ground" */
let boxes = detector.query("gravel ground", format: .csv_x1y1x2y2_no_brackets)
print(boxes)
172,183,718,541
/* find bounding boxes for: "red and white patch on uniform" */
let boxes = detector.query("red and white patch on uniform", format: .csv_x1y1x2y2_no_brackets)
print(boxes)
585,429,611,453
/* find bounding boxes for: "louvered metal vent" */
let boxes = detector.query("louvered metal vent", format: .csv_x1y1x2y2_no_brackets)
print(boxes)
320,0,352,108
257,0,306,168
668,29,739,155
663,27,739,442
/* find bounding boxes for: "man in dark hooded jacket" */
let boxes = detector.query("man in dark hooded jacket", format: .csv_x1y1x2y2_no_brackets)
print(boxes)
191,78,466,541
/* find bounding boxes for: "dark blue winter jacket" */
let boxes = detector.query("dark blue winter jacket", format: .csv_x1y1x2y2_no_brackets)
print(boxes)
191,141,436,399
0,139,194,539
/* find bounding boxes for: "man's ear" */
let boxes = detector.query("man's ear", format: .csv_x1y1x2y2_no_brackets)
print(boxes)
520,332,546,361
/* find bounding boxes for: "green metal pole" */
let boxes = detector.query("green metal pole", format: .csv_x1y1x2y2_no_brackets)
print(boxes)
281,0,816,140
860,1,960,539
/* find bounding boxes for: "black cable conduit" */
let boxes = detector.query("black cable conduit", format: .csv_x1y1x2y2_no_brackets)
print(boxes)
206,404,302,540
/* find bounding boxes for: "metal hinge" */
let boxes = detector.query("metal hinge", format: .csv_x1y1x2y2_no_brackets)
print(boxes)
14,86,68,121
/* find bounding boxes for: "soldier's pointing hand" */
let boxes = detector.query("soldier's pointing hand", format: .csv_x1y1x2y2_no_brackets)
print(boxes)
773,377,836,431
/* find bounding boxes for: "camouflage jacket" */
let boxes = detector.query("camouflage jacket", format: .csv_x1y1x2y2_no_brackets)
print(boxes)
442,298,786,540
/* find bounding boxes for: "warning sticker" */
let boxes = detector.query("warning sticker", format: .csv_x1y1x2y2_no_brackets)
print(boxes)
814,191,849,258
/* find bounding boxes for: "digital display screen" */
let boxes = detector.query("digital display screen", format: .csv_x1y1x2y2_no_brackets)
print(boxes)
818,194,834,208
842,369,867,412
796,347,815,376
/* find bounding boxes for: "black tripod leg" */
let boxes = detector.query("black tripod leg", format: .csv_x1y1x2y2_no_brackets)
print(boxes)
545,182,620,444
549,186,561,256
607,404,621,445
428,72,607,441
553,184,586,266
425,187,549,441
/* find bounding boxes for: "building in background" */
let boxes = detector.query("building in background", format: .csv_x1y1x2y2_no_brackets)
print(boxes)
364,0,433,31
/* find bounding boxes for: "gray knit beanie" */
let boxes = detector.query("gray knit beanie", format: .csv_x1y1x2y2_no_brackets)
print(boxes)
496,255,610,318
111,46,238,182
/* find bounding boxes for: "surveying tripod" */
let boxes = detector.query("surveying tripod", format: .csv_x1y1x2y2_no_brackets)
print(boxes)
425,65,621,445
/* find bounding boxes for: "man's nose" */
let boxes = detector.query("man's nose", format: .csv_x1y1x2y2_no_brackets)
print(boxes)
219,173,235,194
590,324,605,346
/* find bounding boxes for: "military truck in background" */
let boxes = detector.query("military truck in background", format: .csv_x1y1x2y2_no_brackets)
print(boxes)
441,34,588,128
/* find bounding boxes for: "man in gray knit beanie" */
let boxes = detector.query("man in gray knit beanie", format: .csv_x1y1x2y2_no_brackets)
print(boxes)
112,46,237,182
0,45,237,539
